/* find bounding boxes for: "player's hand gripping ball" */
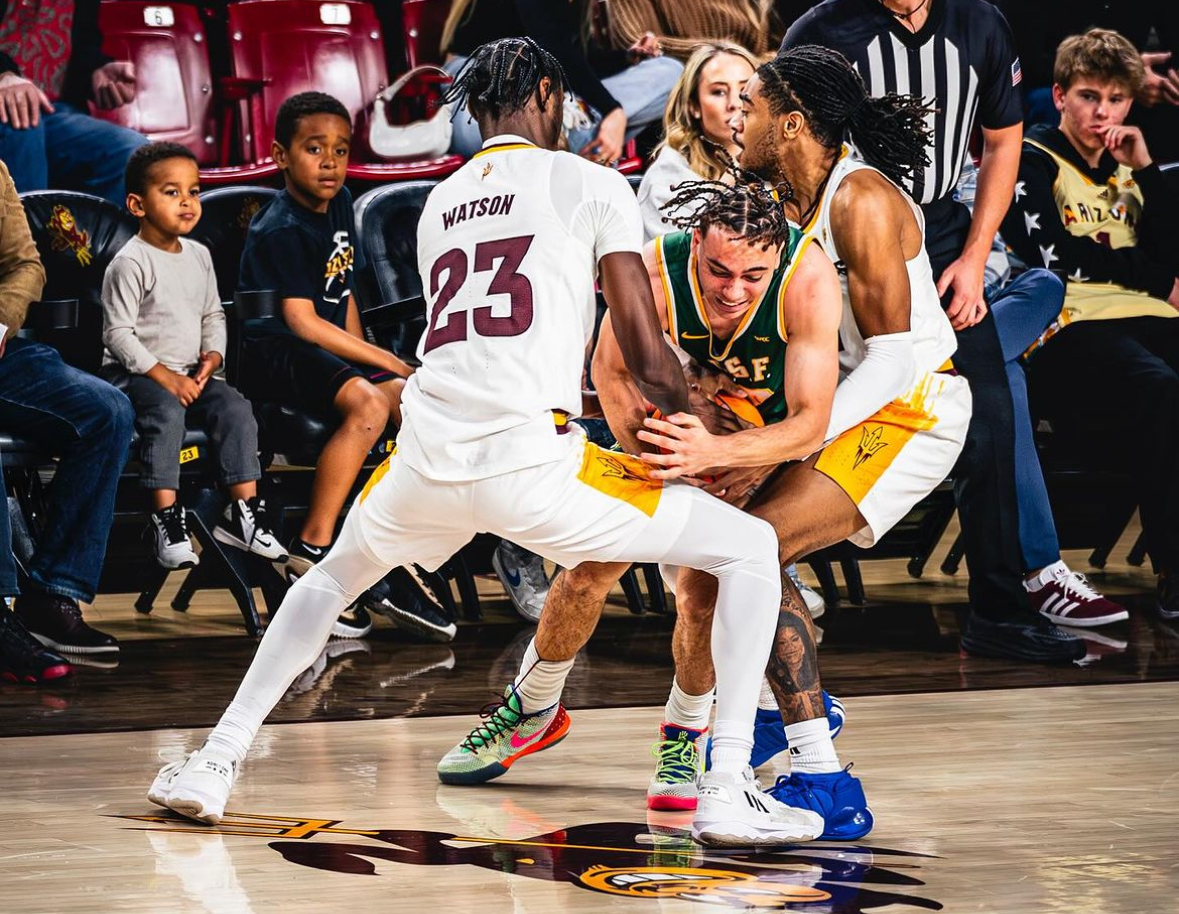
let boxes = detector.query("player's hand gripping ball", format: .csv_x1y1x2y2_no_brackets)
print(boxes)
648,393,763,484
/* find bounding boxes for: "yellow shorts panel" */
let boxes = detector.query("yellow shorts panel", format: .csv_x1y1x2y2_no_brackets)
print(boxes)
358,449,396,505
815,377,942,506
576,443,663,518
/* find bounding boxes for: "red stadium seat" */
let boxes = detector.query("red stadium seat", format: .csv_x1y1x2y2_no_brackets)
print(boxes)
400,0,451,68
225,0,463,182
92,1,218,164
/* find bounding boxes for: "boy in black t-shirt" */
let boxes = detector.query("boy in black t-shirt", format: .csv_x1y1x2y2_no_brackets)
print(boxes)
238,92,413,579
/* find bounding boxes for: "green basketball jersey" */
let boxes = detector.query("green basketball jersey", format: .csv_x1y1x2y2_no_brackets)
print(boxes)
653,228,809,424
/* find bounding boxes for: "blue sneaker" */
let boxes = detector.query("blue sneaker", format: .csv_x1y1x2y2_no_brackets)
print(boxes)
766,766,873,840
707,691,845,770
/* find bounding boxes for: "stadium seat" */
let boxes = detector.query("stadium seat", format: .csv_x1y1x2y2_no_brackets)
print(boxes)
188,185,279,302
93,1,219,164
225,0,463,182
399,0,449,68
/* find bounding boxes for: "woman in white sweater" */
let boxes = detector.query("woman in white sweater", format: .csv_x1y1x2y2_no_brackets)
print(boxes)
637,41,757,242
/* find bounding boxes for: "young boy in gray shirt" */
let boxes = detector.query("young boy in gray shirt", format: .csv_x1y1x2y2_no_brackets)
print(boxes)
102,142,286,570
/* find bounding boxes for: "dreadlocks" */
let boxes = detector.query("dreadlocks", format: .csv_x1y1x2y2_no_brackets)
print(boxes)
660,156,792,252
757,45,933,189
443,37,570,121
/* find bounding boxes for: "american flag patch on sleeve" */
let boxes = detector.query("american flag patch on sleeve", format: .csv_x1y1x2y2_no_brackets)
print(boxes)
1011,58,1022,86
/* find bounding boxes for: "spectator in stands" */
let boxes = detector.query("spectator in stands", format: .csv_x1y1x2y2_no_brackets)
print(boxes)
781,1,1100,661
606,0,778,58
1001,29,1179,622
0,0,148,204
995,1,1179,160
237,92,412,584
440,2,683,163
100,142,285,572
0,157,132,680
638,42,757,241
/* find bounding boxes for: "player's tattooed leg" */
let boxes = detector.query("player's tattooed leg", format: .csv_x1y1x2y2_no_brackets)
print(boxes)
766,570,825,722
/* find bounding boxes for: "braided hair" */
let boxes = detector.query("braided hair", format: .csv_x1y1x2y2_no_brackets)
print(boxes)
660,155,792,252
444,37,570,121
757,45,933,189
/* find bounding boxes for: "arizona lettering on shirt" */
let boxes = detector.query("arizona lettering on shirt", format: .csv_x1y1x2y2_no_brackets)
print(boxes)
442,194,516,230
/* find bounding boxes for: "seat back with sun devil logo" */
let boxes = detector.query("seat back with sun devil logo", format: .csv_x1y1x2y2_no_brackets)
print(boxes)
19,191,137,371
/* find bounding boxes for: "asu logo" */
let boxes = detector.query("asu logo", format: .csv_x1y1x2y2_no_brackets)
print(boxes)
854,425,888,469
46,205,93,266
597,453,646,483
237,197,263,230
112,810,943,912
480,162,493,180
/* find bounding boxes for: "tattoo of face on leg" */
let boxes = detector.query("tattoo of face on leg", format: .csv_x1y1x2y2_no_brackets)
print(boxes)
766,574,825,722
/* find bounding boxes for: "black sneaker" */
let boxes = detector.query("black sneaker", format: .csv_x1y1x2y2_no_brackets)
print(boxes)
361,565,457,643
332,605,373,639
214,497,288,561
0,606,72,683
281,537,328,582
960,613,1085,663
1158,576,1179,621
13,591,119,655
149,504,199,570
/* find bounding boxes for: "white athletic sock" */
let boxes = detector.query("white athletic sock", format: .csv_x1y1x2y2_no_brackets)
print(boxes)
1025,559,1068,591
205,519,389,765
663,679,714,731
513,638,574,714
758,677,778,712
785,717,841,774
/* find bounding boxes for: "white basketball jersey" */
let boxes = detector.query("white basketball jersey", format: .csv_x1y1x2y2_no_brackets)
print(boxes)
803,149,957,385
396,135,644,481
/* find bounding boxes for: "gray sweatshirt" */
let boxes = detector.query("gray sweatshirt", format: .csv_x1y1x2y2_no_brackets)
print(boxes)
102,235,226,375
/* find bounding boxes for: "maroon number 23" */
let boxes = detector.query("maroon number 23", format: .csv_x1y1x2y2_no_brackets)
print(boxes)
424,235,535,353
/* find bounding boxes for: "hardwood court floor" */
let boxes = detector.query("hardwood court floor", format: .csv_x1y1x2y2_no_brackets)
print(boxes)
2,683,1175,914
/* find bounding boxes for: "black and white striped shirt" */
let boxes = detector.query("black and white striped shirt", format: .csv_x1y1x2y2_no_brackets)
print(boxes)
782,0,1023,206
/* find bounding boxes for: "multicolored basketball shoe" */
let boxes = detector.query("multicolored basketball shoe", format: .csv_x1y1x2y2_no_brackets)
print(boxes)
647,723,707,811
765,766,873,841
437,686,570,785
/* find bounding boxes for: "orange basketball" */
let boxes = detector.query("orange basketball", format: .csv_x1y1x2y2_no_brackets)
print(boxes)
715,393,764,428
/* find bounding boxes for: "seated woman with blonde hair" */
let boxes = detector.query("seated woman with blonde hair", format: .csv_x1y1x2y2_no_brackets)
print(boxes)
637,41,757,242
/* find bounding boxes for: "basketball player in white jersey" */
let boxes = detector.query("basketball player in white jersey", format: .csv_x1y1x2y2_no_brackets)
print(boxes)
635,45,972,830
145,38,822,848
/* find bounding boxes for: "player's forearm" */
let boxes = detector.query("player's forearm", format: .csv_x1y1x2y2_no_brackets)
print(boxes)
963,127,1021,265
714,411,827,467
634,345,692,419
596,370,648,455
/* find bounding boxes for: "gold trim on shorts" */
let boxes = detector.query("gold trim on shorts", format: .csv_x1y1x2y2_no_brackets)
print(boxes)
358,448,396,504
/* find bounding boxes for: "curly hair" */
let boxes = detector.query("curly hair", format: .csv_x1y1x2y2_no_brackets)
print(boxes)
661,156,792,251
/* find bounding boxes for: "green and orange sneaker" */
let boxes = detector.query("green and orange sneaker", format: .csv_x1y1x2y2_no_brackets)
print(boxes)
437,686,570,785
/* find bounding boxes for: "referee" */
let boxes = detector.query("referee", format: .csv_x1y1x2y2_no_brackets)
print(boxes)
783,0,1084,663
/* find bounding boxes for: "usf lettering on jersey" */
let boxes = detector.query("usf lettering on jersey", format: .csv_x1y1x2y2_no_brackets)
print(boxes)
654,228,808,424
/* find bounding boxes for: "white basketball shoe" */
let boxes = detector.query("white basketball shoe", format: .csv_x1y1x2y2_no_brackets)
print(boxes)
692,767,824,848
148,745,238,825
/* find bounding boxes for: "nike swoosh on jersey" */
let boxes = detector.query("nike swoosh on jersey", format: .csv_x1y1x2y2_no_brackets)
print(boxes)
681,333,710,340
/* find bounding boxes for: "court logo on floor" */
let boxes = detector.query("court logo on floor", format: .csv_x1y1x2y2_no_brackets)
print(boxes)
115,811,942,911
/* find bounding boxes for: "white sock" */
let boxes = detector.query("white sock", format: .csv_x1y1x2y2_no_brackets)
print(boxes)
663,679,713,731
205,518,390,765
513,638,574,714
1025,559,1068,591
757,677,778,712
785,717,840,774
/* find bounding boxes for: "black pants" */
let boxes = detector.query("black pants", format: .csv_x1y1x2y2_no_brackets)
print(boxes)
1028,317,1179,575
924,200,1031,620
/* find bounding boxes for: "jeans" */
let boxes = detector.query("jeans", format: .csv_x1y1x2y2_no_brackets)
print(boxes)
445,55,683,158
108,372,262,491
988,269,1066,571
0,338,134,600
924,200,1032,621
0,102,148,204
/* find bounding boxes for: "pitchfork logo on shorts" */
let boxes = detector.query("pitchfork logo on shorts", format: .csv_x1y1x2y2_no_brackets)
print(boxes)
46,205,93,266
114,810,943,911
854,425,889,469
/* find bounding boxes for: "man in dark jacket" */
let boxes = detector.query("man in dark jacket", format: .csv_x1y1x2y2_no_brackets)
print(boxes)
0,0,147,202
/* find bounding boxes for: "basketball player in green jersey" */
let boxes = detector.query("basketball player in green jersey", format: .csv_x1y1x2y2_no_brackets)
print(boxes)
436,172,845,804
